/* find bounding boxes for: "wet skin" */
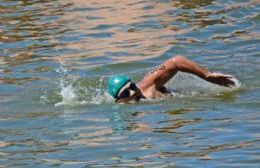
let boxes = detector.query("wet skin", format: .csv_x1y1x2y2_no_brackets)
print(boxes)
116,56,236,103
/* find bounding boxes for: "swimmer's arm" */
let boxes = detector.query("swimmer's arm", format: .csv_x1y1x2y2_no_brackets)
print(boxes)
170,56,235,87
141,55,235,87
170,55,209,79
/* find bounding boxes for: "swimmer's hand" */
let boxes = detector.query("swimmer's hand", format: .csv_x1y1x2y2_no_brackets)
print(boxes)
206,72,235,87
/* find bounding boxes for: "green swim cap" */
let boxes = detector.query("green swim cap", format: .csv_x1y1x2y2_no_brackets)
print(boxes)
107,76,131,98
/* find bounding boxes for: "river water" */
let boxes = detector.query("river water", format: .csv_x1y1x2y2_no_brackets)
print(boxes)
0,0,259,167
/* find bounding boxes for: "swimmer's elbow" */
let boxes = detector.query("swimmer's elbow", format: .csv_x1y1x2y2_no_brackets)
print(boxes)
171,55,186,68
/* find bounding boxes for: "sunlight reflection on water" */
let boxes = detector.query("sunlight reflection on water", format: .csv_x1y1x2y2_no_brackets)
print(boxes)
0,0,259,167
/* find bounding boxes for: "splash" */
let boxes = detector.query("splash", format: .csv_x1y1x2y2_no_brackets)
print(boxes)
53,65,113,107
165,72,241,97
55,77,82,106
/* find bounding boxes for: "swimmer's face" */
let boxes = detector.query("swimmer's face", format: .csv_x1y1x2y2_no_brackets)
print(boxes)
116,82,143,103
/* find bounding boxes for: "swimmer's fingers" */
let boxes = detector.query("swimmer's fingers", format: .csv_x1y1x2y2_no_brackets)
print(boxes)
207,72,235,87
222,77,236,87
211,72,233,78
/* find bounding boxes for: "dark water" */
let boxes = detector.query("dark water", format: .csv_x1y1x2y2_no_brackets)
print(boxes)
0,0,259,167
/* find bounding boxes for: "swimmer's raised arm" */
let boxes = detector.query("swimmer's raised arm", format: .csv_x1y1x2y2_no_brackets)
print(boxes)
108,55,236,102
140,55,235,88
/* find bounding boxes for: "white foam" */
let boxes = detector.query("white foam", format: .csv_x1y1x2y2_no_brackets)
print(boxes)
55,82,85,106
165,72,241,96
54,65,113,106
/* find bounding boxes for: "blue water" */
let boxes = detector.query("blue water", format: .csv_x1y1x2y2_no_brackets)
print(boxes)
0,0,259,167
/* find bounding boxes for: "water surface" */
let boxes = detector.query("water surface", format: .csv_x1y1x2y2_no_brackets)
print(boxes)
0,0,259,167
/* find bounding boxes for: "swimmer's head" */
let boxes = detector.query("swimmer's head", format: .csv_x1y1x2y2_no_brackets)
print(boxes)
107,76,144,102
107,75,131,99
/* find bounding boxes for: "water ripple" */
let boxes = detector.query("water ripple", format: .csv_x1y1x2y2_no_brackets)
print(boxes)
0,0,259,167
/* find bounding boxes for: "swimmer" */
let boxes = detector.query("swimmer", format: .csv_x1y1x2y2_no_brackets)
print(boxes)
107,55,235,103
